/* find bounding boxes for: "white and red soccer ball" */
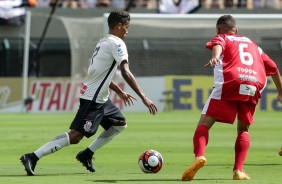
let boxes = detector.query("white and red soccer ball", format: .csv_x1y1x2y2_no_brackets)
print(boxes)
138,149,163,173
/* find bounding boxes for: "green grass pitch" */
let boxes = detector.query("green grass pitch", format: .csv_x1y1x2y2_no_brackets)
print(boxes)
0,111,281,184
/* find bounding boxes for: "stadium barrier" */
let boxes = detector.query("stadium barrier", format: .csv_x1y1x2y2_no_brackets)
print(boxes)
0,76,280,113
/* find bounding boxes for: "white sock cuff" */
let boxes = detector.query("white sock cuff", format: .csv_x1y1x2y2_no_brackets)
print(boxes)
113,124,127,132
64,132,70,146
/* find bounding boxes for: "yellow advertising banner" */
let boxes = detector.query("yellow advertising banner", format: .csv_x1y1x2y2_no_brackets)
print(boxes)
164,75,282,111
0,76,281,112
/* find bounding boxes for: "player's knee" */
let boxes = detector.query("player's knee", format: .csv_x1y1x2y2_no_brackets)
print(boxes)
70,137,82,144
113,123,127,133
237,120,249,133
68,131,83,144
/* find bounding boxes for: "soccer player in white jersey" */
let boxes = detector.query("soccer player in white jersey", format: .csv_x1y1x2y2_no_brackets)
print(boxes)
20,10,158,176
182,15,282,181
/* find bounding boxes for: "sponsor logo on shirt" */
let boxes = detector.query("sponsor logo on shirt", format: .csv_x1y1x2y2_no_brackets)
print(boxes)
117,44,125,56
80,83,87,94
236,67,257,75
238,74,258,83
239,84,256,96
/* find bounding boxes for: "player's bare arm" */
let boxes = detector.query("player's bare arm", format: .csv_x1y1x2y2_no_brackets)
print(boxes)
270,71,282,105
205,44,222,67
119,60,158,114
109,81,136,106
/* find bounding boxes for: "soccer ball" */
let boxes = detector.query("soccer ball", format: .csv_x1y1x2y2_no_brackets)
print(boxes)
138,149,163,173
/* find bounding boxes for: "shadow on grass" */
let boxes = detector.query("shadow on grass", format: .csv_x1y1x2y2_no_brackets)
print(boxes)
204,163,282,166
89,179,180,183
244,163,282,166
88,178,234,183
0,173,86,177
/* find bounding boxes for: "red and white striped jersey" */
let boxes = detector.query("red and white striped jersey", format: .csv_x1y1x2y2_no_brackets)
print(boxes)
206,34,278,104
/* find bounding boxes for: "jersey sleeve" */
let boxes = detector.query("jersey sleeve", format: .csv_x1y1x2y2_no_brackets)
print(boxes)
258,47,278,76
112,40,128,65
206,34,226,51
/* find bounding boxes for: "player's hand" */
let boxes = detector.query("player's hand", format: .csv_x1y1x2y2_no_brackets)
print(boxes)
117,92,137,107
205,57,220,67
142,97,158,115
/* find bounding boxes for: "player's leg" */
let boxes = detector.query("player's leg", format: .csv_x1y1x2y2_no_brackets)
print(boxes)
233,101,255,180
193,115,215,157
77,99,127,172
76,122,127,172
32,98,92,160
88,121,127,153
83,99,127,153
86,99,127,153
233,120,250,180
193,99,237,159
73,100,105,173
20,129,83,176
182,99,237,181
76,123,127,173
181,114,215,181
20,98,90,176
34,130,85,158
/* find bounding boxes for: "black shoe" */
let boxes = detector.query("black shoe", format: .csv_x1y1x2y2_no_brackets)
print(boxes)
20,153,38,176
76,149,95,172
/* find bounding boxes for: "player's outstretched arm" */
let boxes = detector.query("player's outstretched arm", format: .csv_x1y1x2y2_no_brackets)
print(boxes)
205,45,222,67
119,60,158,115
110,81,136,107
270,71,282,105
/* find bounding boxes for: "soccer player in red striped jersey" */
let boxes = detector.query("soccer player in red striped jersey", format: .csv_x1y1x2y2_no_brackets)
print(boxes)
182,15,282,181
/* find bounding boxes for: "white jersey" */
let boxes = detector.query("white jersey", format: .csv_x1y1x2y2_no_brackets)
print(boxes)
0,0,26,19
80,34,128,103
158,0,199,14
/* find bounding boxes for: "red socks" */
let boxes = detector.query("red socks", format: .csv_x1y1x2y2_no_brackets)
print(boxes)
193,125,209,157
193,125,250,171
233,132,250,171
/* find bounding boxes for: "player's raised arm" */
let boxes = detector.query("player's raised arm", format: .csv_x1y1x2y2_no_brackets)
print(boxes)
119,60,158,115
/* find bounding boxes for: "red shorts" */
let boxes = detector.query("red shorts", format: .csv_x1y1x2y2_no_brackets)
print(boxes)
202,98,256,125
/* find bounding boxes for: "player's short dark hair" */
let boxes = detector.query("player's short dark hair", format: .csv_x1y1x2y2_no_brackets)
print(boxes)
108,10,131,29
216,15,236,30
